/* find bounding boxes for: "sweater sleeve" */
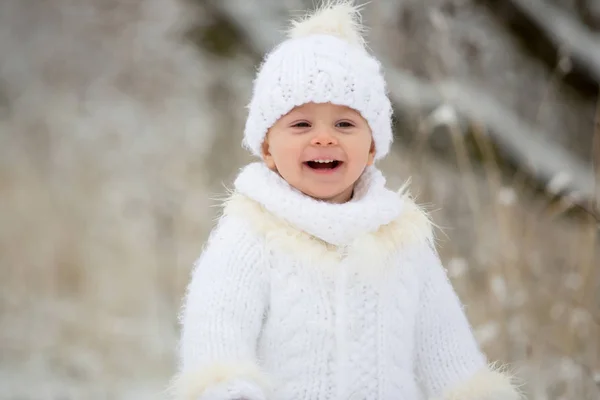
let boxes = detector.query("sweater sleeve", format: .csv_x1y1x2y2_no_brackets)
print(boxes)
414,245,523,400
171,216,270,400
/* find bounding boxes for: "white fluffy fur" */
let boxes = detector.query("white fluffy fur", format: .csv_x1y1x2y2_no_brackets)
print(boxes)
436,365,524,400
222,189,434,267
169,362,271,400
223,192,340,264
287,0,367,48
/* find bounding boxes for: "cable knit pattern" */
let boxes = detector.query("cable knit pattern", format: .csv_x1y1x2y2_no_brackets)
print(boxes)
174,163,523,400
414,247,489,398
173,216,271,400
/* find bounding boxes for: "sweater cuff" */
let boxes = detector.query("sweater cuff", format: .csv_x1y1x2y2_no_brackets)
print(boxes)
435,364,524,400
170,362,271,400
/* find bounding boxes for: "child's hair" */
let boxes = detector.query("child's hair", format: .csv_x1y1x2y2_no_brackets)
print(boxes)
242,0,394,162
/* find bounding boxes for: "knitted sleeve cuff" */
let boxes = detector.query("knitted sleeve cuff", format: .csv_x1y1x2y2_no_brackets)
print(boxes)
170,361,271,400
434,364,524,400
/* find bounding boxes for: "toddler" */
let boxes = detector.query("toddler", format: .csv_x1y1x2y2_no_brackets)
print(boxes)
171,2,522,399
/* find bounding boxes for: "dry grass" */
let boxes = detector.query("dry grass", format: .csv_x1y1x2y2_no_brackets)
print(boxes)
0,0,229,398
388,114,600,399
0,1,599,399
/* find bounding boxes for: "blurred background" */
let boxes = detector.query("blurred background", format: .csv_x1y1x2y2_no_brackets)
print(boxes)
0,0,599,399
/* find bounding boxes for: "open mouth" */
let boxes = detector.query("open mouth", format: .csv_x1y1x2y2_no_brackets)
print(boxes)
304,160,343,170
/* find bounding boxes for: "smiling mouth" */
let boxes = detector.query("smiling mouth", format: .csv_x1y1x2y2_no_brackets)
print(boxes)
304,160,343,170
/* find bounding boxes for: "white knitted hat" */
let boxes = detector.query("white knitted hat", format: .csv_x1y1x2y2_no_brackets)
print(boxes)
243,0,394,161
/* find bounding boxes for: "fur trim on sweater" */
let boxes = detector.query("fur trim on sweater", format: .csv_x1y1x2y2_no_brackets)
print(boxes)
169,361,271,400
222,189,434,266
436,364,524,400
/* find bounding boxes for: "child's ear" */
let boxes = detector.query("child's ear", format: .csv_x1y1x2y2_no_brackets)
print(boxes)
366,140,376,166
261,138,277,170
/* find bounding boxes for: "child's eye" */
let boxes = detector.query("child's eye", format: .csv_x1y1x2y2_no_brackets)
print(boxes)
291,121,311,128
336,121,355,128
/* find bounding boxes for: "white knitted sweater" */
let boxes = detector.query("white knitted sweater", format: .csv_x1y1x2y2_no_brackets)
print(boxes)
173,162,522,400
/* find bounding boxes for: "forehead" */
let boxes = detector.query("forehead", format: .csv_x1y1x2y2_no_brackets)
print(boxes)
288,102,360,116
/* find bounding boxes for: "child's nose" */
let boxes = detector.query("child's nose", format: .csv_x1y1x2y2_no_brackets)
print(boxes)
311,129,338,146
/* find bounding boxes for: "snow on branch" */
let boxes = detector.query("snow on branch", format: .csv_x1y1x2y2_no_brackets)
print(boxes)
491,0,600,87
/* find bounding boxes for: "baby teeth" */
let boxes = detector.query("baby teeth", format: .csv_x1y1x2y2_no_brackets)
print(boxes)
312,159,334,163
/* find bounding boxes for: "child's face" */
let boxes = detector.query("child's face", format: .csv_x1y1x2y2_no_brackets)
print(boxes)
262,102,375,203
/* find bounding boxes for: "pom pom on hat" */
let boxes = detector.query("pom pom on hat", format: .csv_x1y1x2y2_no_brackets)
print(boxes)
243,0,394,161
287,0,367,48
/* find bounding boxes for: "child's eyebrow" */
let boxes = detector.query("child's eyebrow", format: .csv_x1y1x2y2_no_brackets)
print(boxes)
338,111,361,120
285,111,310,120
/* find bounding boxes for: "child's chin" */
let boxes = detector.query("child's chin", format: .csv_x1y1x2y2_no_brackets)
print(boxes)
305,187,350,202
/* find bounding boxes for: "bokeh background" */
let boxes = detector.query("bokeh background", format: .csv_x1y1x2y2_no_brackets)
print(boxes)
1,0,599,399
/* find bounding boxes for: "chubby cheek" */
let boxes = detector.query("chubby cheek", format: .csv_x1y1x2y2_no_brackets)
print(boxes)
348,140,373,165
273,143,299,163
271,141,303,173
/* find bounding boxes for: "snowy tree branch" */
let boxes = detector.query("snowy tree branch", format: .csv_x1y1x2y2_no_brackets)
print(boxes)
386,68,596,202
485,0,600,89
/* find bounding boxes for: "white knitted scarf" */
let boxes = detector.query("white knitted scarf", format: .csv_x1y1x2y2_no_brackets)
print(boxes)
233,162,404,247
